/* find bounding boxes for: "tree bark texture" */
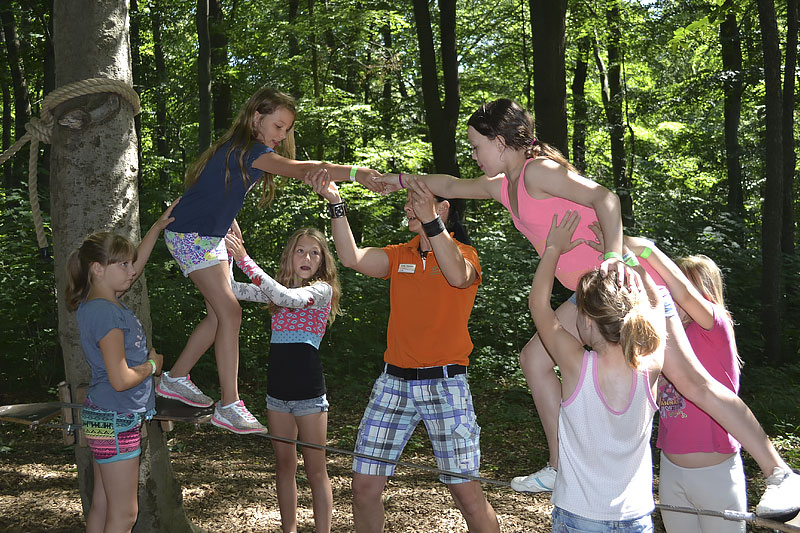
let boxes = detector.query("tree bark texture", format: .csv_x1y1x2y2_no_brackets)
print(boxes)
720,13,745,224
196,0,212,150
130,0,143,184
755,0,784,363
51,2,195,531
152,0,170,187
781,0,797,256
529,0,568,158
412,0,460,177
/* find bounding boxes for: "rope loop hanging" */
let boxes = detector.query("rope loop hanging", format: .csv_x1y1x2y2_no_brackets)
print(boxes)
0,77,141,256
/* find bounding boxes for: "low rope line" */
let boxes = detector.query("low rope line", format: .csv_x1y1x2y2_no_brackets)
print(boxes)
8,406,800,532
0,78,140,253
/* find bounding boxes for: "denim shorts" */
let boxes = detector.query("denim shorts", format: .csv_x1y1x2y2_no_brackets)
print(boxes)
552,506,653,533
82,398,143,464
164,230,227,277
266,393,329,417
352,372,481,484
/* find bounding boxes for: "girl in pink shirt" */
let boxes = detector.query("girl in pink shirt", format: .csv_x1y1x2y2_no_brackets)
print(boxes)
624,239,746,532
376,98,799,519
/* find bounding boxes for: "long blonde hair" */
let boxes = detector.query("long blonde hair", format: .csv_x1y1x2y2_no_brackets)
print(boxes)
576,270,663,369
65,232,137,311
271,228,342,325
184,87,297,207
676,254,743,368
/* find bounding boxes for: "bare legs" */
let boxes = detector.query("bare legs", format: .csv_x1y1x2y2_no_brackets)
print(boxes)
518,300,580,469
352,474,498,533
169,261,242,405
269,409,333,533
86,457,140,533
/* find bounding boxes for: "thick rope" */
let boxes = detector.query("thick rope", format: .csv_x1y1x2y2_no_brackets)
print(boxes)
0,78,140,252
10,407,800,532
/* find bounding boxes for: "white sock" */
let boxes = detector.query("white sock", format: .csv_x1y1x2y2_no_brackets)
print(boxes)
222,400,240,409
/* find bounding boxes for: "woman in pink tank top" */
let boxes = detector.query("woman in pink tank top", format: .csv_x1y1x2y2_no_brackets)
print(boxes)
375,98,799,521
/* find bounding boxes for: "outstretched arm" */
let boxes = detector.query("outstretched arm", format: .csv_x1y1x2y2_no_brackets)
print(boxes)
406,179,478,288
529,211,586,389
132,197,180,283
377,172,503,201
625,237,714,329
252,152,383,193
313,173,391,278
225,234,333,309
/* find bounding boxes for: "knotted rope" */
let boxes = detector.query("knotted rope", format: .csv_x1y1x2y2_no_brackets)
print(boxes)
0,78,140,255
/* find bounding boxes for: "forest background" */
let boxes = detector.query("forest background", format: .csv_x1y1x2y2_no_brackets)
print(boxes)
0,0,799,530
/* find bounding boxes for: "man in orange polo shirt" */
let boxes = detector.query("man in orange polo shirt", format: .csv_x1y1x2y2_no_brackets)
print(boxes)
318,176,499,533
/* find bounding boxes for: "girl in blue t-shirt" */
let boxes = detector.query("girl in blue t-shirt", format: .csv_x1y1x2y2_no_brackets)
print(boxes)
158,87,380,434
226,227,341,533
65,201,176,533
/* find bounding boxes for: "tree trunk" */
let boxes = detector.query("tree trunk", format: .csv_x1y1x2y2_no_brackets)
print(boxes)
782,0,797,256
196,0,212,150
130,0,143,185
522,0,532,110
571,36,589,173
412,0,460,177
756,0,784,363
1,6,32,185
152,0,170,188
51,2,195,530
210,0,231,138
380,24,393,140
529,0,568,158
1,27,12,189
720,13,745,229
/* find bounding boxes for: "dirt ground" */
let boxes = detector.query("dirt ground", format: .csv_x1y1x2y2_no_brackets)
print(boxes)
0,422,556,532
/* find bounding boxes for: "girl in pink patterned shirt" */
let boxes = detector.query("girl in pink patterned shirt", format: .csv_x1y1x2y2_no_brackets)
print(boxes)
226,227,341,533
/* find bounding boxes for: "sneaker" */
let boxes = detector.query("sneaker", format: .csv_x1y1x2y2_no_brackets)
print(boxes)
755,467,800,521
510,464,557,493
211,400,266,434
156,371,213,407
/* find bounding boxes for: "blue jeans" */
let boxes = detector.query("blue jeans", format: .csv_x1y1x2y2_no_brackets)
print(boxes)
552,506,653,533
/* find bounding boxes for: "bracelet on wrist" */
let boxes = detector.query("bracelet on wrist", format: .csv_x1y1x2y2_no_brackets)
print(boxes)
622,251,640,267
399,173,405,189
603,251,623,261
147,359,157,375
349,166,358,182
639,246,653,259
422,215,446,238
328,201,347,219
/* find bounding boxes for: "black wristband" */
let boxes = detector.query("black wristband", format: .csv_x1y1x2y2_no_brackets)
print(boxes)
422,215,446,238
328,201,346,219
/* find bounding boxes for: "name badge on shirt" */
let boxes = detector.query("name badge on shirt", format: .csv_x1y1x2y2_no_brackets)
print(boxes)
398,263,416,274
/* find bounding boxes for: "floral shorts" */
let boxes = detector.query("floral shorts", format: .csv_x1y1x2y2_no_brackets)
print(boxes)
164,230,227,277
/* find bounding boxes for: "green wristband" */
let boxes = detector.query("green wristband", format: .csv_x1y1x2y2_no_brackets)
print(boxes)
147,359,156,375
640,247,653,259
349,166,358,182
603,251,623,261
623,251,640,267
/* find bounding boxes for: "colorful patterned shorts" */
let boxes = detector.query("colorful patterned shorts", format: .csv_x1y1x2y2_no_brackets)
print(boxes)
164,230,227,277
82,399,143,464
352,372,480,484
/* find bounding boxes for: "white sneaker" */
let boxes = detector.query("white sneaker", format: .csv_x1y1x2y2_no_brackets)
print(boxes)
510,464,557,493
755,467,800,520
156,371,213,407
211,400,266,434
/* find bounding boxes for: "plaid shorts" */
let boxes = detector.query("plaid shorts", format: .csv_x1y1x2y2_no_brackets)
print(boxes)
352,372,481,484
164,230,227,277
81,398,143,464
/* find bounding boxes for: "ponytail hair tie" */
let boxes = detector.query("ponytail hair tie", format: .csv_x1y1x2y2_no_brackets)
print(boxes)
530,137,538,146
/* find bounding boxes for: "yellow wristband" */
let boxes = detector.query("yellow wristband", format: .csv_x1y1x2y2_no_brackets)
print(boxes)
349,166,358,182
639,247,652,259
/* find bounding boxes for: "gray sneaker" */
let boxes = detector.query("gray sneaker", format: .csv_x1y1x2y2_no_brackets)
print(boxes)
156,371,213,407
211,400,266,434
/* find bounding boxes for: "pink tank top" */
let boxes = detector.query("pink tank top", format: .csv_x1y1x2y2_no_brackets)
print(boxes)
499,159,664,291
